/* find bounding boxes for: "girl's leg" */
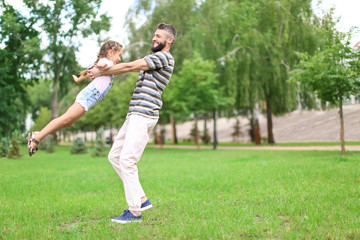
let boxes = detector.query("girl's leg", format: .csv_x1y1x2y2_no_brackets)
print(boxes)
30,103,85,148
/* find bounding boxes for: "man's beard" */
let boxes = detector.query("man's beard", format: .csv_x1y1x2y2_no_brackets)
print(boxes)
151,41,166,52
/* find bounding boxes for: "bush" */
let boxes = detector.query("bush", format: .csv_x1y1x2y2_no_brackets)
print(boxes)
201,128,211,144
7,137,22,158
0,137,10,157
189,122,200,145
231,118,243,142
70,137,87,154
92,129,106,157
39,135,55,153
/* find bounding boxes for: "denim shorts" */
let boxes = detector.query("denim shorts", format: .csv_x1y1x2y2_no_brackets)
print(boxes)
75,82,111,112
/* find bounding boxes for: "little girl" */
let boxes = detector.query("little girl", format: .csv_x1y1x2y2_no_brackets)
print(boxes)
28,40,123,156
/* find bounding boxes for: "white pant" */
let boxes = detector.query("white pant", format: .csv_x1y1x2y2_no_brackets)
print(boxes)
108,114,158,212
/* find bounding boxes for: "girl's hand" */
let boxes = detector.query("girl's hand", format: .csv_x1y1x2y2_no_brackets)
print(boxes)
87,68,101,80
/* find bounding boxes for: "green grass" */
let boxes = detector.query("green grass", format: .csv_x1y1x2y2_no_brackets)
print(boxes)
1,145,360,239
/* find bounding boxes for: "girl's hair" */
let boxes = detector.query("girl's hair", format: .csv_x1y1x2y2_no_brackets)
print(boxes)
94,40,123,64
79,40,123,78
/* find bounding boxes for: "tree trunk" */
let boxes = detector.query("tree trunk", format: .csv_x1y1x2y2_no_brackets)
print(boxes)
213,110,217,150
109,122,113,145
51,76,59,143
339,93,345,155
194,117,200,151
170,116,178,144
266,95,275,144
254,118,261,145
249,109,255,143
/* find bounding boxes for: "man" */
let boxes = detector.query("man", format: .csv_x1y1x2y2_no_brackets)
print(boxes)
88,23,176,224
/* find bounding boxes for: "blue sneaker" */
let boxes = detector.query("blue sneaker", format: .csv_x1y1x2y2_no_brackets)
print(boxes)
111,210,142,224
140,199,152,211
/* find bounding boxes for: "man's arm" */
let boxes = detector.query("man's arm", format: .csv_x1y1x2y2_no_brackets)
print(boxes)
88,58,149,79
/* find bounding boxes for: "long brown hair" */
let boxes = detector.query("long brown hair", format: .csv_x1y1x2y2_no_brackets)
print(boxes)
78,40,123,77
94,40,123,64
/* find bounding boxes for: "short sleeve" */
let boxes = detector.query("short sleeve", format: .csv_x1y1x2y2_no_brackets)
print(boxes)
97,58,114,69
144,52,169,70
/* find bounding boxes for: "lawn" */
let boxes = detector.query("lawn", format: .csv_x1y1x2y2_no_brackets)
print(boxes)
1,145,359,239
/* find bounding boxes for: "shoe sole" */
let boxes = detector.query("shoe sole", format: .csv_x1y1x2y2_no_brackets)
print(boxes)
140,204,152,211
111,218,142,224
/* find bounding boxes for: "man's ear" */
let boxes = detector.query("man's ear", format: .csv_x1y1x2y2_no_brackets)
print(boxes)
167,37,174,45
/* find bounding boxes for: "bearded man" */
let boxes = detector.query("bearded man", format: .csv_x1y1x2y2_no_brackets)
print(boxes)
88,23,176,224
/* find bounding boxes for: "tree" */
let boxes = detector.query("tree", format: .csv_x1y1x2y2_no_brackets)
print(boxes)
31,107,52,132
170,52,232,149
249,0,318,144
0,2,42,137
27,78,53,120
22,0,111,137
291,11,360,154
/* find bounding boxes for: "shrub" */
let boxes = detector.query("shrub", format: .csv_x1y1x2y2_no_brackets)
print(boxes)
0,137,10,157
201,128,211,144
231,118,243,142
39,135,55,153
92,129,106,157
7,137,22,158
70,137,87,154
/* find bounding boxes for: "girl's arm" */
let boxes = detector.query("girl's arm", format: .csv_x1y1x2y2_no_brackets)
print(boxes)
72,70,88,84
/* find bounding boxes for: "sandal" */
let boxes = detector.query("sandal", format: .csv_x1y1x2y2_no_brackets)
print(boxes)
27,132,39,157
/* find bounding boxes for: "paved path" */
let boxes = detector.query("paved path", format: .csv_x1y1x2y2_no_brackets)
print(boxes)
147,144,360,151
59,142,360,151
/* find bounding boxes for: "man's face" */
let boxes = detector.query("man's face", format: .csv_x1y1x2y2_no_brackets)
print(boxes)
151,29,169,52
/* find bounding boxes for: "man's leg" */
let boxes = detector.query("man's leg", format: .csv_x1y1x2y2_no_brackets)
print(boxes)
108,117,129,180
108,116,151,205
119,115,157,214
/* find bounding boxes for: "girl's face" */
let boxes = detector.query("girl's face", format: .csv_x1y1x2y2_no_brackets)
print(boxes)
108,48,123,64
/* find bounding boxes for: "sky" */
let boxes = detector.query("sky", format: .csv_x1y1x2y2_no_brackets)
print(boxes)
4,0,360,67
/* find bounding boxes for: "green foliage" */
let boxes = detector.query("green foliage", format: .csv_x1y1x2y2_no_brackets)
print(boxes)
31,107,52,132
290,11,360,154
21,0,111,121
291,14,360,105
0,137,10,157
170,52,231,115
189,121,199,144
200,127,211,145
231,118,243,142
39,135,55,153
27,79,53,121
6,137,22,158
70,137,87,154
91,129,106,157
0,2,43,137
290,11,360,105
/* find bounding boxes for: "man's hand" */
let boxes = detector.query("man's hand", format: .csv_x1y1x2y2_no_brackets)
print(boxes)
87,67,101,80
96,62,108,70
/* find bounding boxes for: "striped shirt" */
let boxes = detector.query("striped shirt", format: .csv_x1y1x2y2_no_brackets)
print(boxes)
128,51,175,118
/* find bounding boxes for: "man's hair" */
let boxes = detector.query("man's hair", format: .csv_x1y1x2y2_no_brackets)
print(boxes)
157,22,176,43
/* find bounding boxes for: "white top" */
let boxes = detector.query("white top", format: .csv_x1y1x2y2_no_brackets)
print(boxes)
92,58,114,93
